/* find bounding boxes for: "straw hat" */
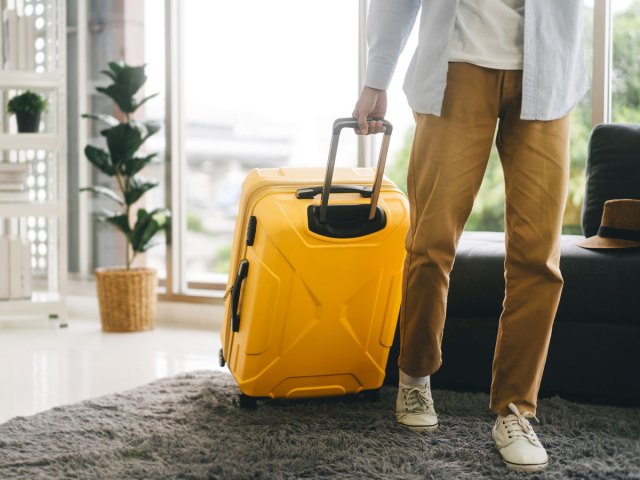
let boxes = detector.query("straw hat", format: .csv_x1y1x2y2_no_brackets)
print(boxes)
578,199,640,249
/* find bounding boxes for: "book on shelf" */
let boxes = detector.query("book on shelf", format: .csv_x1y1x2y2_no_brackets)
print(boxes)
0,190,30,202
3,9,18,70
9,237,21,298
0,183,25,191
0,163,29,174
21,238,32,298
0,237,8,299
0,236,32,300
0,173,29,184
19,14,36,71
0,164,29,186
17,14,26,71
2,9,35,71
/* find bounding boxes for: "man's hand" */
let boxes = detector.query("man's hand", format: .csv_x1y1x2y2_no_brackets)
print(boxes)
352,86,388,135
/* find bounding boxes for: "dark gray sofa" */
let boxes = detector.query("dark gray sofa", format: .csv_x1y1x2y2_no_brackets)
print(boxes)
385,123,640,407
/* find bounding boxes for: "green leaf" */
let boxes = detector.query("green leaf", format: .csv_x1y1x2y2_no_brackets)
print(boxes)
96,85,136,113
108,61,124,74
101,123,144,167
80,186,124,206
81,113,119,127
116,64,148,100
139,241,162,253
100,121,160,168
123,153,158,176
95,63,150,113
135,93,160,111
131,208,170,253
98,209,131,237
140,120,161,141
130,208,151,251
84,145,116,176
100,69,117,82
124,176,158,205
136,207,148,221
7,90,48,115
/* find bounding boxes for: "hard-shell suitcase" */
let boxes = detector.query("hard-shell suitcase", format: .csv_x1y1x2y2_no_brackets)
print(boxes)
219,118,409,406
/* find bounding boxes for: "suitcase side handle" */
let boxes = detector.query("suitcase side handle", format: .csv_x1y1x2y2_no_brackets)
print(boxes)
231,259,249,333
320,117,393,224
296,185,373,199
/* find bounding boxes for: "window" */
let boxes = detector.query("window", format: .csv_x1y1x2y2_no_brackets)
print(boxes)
70,0,631,300
384,3,597,234
466,3,596,234
611,0,640,123
563,1,596,234
179,1,359,288
385,27,418,196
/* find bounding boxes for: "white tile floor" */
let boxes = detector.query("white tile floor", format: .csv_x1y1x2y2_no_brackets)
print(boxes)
0,315,226,424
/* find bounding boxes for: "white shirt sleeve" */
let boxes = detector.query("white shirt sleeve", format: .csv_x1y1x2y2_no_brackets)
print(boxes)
364,0,421,91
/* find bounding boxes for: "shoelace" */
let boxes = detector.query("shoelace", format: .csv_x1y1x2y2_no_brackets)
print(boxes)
502,402,541,445
403,385,434,414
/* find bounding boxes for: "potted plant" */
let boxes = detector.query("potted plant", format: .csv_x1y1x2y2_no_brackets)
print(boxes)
81,61,170,332
7,90,48,133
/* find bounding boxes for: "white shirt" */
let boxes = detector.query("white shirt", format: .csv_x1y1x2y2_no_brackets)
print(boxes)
448,0,525,70
364,0,589,121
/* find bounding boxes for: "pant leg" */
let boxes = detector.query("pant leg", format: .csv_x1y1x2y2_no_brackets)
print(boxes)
489,70,571,416
399,63,500,377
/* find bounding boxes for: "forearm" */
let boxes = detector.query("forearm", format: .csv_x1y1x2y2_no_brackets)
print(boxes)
365,0,421,90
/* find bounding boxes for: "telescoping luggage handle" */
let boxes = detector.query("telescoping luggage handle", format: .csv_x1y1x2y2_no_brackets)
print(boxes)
319,117,393,224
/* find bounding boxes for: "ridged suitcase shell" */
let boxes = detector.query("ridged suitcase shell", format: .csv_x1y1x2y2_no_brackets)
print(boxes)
221,167,409,399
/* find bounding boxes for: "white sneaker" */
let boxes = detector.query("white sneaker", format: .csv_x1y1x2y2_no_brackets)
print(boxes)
492,402,548,473
395,381,438,432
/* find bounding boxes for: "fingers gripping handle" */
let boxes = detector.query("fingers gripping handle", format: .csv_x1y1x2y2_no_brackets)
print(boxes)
319,118,393,224
333,117,393,136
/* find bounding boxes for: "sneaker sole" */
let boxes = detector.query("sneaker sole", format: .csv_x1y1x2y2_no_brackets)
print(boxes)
503,459,548,473
493,440,548,473
399,422,438,433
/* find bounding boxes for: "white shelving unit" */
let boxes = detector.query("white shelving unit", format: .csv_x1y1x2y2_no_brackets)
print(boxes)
0,0,67,324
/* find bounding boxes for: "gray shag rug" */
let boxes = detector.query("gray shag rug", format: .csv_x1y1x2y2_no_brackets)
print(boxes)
1,371,639,480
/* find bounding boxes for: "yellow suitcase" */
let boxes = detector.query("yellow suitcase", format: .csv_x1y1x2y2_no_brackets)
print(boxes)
219,118,409,407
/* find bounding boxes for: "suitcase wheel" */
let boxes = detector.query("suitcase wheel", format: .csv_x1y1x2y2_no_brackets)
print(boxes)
362,388,381,402
238,393,258,409
218,348,225,367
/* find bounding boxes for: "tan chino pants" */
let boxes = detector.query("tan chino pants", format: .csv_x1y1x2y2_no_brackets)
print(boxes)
399,62,570,417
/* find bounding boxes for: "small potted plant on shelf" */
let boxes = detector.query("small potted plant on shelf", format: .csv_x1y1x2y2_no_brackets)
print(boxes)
81,61,170,332
7,90,48,133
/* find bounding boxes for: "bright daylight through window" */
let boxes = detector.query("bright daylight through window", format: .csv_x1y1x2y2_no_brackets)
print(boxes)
137,0,638,296
144,1,359,288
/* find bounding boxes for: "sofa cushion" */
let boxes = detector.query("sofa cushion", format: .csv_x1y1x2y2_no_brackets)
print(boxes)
582,123,640,238
447,231,640,325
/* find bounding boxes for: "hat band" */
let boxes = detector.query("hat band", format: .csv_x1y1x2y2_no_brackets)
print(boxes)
597,225,640,242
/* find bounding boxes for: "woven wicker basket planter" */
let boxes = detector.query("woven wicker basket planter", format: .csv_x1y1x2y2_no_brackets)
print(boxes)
95,267,157,332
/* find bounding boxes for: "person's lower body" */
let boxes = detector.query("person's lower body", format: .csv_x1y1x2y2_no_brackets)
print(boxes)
394,62,570,473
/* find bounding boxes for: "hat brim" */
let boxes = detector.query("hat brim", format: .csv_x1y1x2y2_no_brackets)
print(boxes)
577,235,640,250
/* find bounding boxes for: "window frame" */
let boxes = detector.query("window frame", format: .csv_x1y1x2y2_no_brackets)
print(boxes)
592,0,612,126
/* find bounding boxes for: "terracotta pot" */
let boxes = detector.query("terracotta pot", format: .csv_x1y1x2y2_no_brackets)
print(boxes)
94,267,157,332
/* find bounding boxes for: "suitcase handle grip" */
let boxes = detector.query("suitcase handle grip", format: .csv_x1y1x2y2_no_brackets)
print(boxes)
332,117,393,136
320,117,393,224
296,185,373,199
231,259,249,333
